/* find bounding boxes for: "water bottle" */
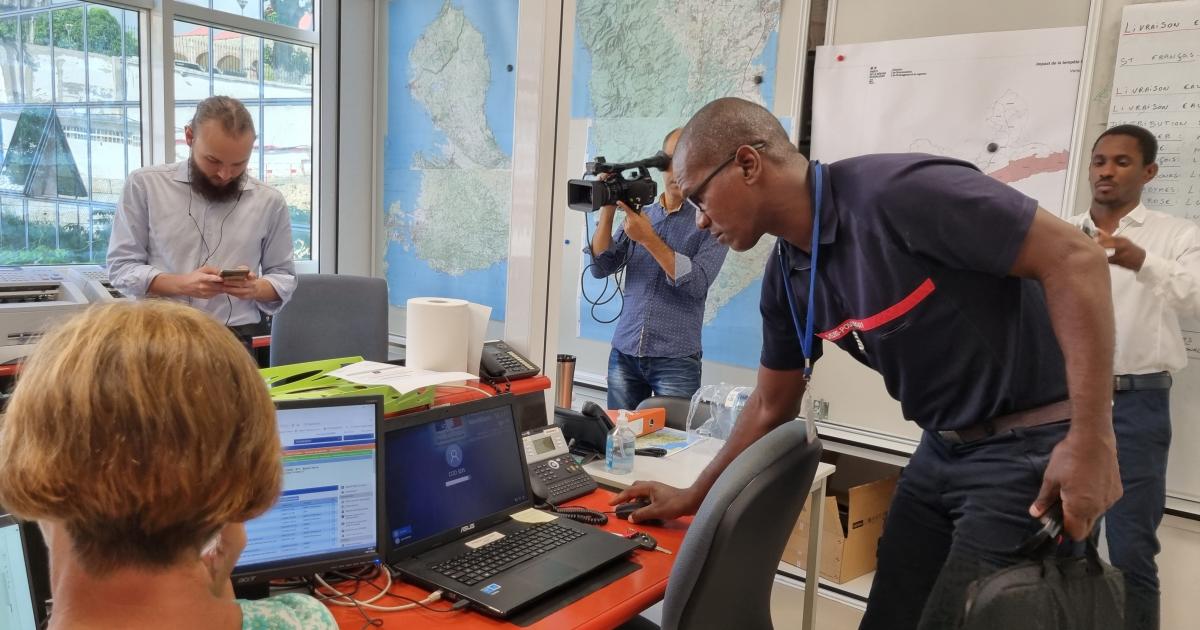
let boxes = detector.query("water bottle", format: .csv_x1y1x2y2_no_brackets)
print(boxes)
605,410,636,474
727,386,752,424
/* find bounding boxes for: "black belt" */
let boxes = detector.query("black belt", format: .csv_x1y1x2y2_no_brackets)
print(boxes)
1114,372,1172,391
937,400,1072,445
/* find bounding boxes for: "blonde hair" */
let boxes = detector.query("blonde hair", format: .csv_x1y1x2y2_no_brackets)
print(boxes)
0,301,281,573
190,95,256,138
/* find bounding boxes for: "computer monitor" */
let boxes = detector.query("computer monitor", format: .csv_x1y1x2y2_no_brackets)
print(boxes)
378,395,531,564
0,514,42,630
232,396,384,593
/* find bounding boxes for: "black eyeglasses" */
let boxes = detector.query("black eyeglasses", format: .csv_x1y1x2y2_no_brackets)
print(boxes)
685,142,766,211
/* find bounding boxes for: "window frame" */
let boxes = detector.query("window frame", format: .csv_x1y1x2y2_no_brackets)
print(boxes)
0,0,327,272
155,0,322,273
0,0,148,265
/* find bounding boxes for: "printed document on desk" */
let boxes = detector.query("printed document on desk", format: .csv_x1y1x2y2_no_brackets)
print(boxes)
637,428,706,457
329,361,477,394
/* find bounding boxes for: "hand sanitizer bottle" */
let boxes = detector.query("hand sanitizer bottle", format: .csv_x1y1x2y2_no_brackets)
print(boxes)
605,410,637,474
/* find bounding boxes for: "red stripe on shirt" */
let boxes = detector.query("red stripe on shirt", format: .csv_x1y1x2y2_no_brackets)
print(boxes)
817,278,936,342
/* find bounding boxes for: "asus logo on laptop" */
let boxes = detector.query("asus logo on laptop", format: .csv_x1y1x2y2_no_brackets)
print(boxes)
460,523,476,534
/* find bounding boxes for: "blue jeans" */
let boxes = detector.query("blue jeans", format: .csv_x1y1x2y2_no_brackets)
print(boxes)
606,348,702,410
1106,388,1171,630
860,421,1071,630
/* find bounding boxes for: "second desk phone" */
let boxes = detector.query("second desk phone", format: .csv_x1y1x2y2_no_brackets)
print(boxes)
522,425,597,505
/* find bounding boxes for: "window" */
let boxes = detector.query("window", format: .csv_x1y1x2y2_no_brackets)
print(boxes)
172,19,313,260
0,0,321,268
178,1,314,30
0,1,140,265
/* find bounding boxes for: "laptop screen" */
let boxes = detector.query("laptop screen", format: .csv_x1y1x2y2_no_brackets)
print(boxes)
384,400,528,553
0,516,38,630
235,398,380,575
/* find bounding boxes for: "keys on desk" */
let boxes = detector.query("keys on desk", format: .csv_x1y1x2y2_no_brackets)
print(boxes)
627,531,672,554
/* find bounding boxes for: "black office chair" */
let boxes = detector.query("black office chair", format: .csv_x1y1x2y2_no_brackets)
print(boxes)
636,395,711,431
269,274,389,366
621,420,822,630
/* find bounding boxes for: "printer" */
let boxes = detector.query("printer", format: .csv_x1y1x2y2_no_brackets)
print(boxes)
57,265,131,303
0,267,90,364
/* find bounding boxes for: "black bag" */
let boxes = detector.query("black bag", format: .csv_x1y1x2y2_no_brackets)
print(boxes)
960,511,1124,630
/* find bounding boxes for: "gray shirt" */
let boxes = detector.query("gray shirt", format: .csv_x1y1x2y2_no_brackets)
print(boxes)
106,161,297,326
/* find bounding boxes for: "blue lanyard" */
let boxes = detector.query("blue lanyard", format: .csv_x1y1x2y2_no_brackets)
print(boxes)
777,161,823,380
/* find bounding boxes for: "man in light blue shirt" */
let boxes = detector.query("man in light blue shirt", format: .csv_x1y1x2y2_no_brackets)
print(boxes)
585,128,729,409
107,96,296,342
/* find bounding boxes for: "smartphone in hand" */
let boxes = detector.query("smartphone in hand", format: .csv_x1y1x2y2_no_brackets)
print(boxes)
219,268,250,280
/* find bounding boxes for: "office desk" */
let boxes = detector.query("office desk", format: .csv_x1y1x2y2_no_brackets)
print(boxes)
585,439,836,630
429,375,551,408
327,490,687,629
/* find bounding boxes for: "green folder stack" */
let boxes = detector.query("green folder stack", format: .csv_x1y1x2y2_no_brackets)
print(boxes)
260,356,435,415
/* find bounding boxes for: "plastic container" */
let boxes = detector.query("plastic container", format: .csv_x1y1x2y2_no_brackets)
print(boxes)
687,383,754,441
605,410,637,474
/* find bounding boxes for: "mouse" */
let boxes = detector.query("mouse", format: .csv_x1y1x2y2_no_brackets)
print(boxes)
614,498,663,525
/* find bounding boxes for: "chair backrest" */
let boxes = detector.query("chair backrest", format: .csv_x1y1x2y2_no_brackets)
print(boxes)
659,421,822,630
636,395,711,431
269,274,389,366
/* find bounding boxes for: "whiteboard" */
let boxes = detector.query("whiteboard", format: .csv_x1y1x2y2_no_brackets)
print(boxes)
1105,0,1200,503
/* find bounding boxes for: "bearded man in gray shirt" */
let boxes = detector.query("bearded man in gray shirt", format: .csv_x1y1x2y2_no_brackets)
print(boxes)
107,96,296,344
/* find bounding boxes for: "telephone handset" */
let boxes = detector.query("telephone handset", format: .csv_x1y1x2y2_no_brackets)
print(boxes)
480,340,541,382
522,425,598,505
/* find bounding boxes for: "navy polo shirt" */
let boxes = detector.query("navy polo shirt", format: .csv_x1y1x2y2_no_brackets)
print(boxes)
760,154,1068,431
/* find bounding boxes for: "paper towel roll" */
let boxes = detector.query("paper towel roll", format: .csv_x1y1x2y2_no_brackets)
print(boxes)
406,297,470,372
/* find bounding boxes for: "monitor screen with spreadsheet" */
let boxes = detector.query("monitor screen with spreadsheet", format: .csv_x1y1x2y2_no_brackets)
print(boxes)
0,514,39,630
232,396,383,585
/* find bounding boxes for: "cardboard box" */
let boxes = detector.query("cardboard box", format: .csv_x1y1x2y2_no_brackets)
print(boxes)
781,453,899,584
605,407,666,437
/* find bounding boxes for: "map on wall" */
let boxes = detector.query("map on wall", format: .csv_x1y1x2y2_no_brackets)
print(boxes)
382,0,518,320
812,27,1087,216
572,0,783,369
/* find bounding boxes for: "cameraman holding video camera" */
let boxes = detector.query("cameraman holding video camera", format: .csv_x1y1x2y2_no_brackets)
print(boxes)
583,128,729,410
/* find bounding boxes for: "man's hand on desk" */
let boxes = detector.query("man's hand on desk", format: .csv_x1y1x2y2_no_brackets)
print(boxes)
610,481,700,524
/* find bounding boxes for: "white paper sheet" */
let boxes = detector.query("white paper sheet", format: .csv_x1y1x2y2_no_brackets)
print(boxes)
511,508,558,524
328,361,477,394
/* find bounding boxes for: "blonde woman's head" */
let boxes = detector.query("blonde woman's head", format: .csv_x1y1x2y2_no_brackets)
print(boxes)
0,300,281,574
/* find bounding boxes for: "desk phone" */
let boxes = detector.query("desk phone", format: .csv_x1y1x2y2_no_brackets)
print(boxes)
480,340,540,382
522,425,597,505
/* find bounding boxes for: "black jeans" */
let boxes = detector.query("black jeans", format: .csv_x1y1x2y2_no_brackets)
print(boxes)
859,421,1071,630
1106,388,1171,630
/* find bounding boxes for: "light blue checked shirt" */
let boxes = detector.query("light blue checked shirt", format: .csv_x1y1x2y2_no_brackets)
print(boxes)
585,198,728,358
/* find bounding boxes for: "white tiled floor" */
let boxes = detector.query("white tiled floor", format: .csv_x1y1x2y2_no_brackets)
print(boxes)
770,579,863,629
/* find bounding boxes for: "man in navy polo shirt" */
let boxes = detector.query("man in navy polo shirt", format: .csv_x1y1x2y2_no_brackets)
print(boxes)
613,97,1123,629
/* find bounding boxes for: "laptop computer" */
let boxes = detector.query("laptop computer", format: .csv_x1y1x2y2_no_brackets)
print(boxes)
379,395,638,618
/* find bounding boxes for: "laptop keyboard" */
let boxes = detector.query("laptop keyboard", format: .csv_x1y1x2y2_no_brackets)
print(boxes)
428,522,584,586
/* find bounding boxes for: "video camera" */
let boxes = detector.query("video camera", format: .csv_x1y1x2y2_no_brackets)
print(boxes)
566,151,670,212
